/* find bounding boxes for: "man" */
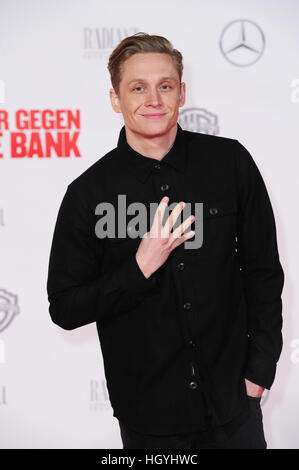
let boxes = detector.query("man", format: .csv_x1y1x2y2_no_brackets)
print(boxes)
47,32,284,449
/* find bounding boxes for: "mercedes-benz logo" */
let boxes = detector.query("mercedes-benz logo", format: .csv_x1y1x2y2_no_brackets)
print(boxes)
220,19,265,66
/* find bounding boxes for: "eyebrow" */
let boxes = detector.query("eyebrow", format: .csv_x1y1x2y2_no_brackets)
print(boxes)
127,76,178,86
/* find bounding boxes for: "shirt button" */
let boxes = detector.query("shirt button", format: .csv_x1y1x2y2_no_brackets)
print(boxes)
154,163,161,170
177,262,185,271
189,340,195,348
183,302,192,310
161,184,169,191
189,380,198,390
209,207,218,215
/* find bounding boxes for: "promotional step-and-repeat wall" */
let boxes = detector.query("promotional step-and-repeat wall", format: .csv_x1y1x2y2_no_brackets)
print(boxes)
0,0,298,449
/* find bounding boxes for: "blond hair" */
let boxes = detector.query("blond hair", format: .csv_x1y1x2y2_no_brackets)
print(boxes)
107,32,183,95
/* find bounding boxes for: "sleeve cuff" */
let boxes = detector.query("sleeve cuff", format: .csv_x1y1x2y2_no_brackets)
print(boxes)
244,364,277,390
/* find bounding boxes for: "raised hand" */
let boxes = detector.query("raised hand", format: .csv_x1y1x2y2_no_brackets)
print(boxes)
136,196,195,278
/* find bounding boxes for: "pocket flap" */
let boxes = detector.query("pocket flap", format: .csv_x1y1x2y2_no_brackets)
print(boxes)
203,196,237,219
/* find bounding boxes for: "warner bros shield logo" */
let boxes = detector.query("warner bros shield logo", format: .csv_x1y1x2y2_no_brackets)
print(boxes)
0,289,20,333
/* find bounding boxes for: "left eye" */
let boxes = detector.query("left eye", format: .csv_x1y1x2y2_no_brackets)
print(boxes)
161,85,171,89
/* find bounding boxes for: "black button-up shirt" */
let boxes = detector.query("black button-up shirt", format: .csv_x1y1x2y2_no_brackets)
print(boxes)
46,123,284,438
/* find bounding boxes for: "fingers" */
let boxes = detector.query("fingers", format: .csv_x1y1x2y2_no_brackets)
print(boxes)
151,196,170,238
169,214,195,244
163,200,185,236
170,227,195,250
152,197,187,238
151,197,195,244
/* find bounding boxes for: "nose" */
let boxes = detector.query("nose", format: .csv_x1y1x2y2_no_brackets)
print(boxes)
144,87,162,108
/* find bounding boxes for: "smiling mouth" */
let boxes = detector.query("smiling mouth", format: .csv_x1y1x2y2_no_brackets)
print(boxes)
141,113,166,119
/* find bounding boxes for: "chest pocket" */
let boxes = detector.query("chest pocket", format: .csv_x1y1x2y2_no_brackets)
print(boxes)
185,195,238,261
203,196,237,219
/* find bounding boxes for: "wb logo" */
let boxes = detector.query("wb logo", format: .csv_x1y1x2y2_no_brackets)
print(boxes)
0,289,20,333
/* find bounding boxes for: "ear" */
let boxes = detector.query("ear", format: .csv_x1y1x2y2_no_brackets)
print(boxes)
179,82,186,107
109,88,122,113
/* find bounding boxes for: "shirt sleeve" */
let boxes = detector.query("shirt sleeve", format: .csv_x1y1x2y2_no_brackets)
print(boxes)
46,182,159,330
235,141,284,390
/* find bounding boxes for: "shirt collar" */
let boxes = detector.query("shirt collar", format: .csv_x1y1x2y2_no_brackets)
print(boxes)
116,122,188,183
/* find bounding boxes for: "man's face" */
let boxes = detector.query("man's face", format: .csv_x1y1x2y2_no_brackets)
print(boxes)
110,52,186,138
